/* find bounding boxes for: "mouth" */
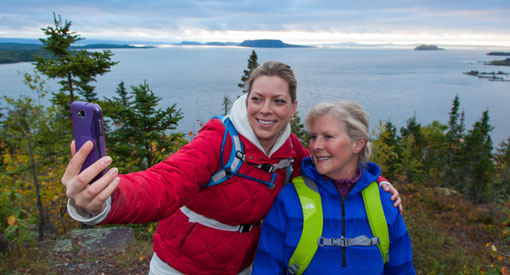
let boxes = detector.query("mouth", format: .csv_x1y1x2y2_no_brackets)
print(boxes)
257,119,276,127
315,156,331,161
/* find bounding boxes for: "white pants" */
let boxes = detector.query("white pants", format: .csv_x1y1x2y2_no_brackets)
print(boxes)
149,252,253,275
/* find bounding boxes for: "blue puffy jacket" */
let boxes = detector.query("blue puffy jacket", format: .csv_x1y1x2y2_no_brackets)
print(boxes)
252,157,416,274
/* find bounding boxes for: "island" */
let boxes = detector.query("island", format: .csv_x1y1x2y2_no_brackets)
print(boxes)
486,58,510,66
414,44,444,51
238,39,311,48
487,52,510,56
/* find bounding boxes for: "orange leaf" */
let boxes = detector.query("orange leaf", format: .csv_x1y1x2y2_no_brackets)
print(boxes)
189,131,193,136
498,255,503,262
7,215,16,226
486,242,492,247
502,266,508,275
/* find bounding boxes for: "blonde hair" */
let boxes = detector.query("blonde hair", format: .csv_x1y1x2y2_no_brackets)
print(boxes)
304,101,371,164
247,61,297,103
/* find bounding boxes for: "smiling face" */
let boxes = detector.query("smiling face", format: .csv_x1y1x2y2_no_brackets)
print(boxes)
247,75,297,154
308,113,365,180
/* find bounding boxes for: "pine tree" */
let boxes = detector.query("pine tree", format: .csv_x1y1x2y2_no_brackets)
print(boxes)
290,111,309,146
222,95,232,115
34,13,118,105
494,137,510,198
442,95,465,188
371,121,402,182
459,110,494,203
400,114,425,183
102,81,184,169
238,50,259,93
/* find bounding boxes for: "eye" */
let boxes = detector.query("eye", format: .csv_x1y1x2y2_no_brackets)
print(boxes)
274,99,286,105
309,134,317,140
250,96,261,103
325,135,335,139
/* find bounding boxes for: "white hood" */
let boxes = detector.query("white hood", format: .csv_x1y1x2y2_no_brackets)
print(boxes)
229,94,291,157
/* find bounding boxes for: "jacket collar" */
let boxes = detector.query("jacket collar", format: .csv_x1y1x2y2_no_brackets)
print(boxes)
229,94,291,157
301,157,381,196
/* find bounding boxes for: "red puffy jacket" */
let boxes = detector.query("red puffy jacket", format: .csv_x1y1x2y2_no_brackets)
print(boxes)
101,118,309,274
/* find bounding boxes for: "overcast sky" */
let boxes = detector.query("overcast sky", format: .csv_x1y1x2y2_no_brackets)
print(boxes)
2,0,510,46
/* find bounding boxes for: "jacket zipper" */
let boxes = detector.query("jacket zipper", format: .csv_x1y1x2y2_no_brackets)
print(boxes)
341,197,346,268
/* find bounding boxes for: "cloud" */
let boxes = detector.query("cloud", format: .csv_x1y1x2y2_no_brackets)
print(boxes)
1,0,509,46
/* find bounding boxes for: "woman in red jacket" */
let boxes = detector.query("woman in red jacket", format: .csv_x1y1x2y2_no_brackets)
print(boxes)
62,61,400,275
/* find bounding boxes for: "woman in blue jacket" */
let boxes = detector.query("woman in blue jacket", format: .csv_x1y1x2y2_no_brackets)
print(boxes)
253,101,415,274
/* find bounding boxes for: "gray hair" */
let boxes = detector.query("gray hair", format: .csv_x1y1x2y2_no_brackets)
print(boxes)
304,101,371,164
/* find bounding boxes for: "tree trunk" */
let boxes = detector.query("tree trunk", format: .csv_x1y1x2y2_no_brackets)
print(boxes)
27,137,45,240
68,71,74,104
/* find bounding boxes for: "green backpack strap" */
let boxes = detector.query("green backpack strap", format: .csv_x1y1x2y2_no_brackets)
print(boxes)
288,175,323,275
362,182,390,263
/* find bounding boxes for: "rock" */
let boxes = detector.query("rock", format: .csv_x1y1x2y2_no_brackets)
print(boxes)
434,187,460,196
54,227,135,253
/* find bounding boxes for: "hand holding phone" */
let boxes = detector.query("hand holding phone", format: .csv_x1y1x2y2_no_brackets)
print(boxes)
71,101,107,183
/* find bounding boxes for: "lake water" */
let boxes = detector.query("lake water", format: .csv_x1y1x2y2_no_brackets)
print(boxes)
1,46,509,145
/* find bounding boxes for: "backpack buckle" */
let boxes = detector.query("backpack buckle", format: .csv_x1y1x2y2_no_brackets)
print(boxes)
238,223,254,233
259,163,275,173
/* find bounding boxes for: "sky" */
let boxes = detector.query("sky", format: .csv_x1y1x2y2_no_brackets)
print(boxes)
1,0,510,47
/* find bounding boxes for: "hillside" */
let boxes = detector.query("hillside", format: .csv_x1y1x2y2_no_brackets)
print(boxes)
400,183,509,273
0,43,152,64
3,182,508,274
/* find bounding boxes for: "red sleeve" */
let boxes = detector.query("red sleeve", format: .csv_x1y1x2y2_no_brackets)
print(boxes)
289,134,310,178
101,119,224,224
377,176,388,183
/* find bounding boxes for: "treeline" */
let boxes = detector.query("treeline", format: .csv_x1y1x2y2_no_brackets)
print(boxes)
370,95,510,203
0,42,147,64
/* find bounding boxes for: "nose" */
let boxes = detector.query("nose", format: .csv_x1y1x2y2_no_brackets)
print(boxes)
310,137,324,151
260,100,272,114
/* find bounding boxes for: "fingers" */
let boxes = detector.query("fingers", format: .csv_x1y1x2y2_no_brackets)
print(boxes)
66,155,112,198
70,140,77,156
390,189,400,201
74,168,120,213
62,140,94,186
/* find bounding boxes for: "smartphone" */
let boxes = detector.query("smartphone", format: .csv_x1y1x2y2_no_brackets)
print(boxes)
71,101,107,183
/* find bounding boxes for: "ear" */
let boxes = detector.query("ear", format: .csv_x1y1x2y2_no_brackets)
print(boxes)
290,100,298,118
353,138,367,154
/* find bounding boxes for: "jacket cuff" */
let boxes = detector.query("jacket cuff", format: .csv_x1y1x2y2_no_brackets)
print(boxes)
67,197,111,225
378,181,393,188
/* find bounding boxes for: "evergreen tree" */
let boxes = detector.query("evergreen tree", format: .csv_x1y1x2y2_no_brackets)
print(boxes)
290,111,309,147
421,121,447,184
442,95,465,188
34,13,118,105
222,95,232,115
400,114,425,183
459,110,494,203
102,81,184,170
400,113,425,160
238,50,259,93
494,137,510,199
371,121,402,182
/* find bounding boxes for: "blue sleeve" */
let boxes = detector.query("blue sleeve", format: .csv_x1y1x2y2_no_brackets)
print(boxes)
381,191,416,275
252,195,289,275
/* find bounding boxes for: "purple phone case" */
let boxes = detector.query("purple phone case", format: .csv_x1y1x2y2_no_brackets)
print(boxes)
71,101,107,183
